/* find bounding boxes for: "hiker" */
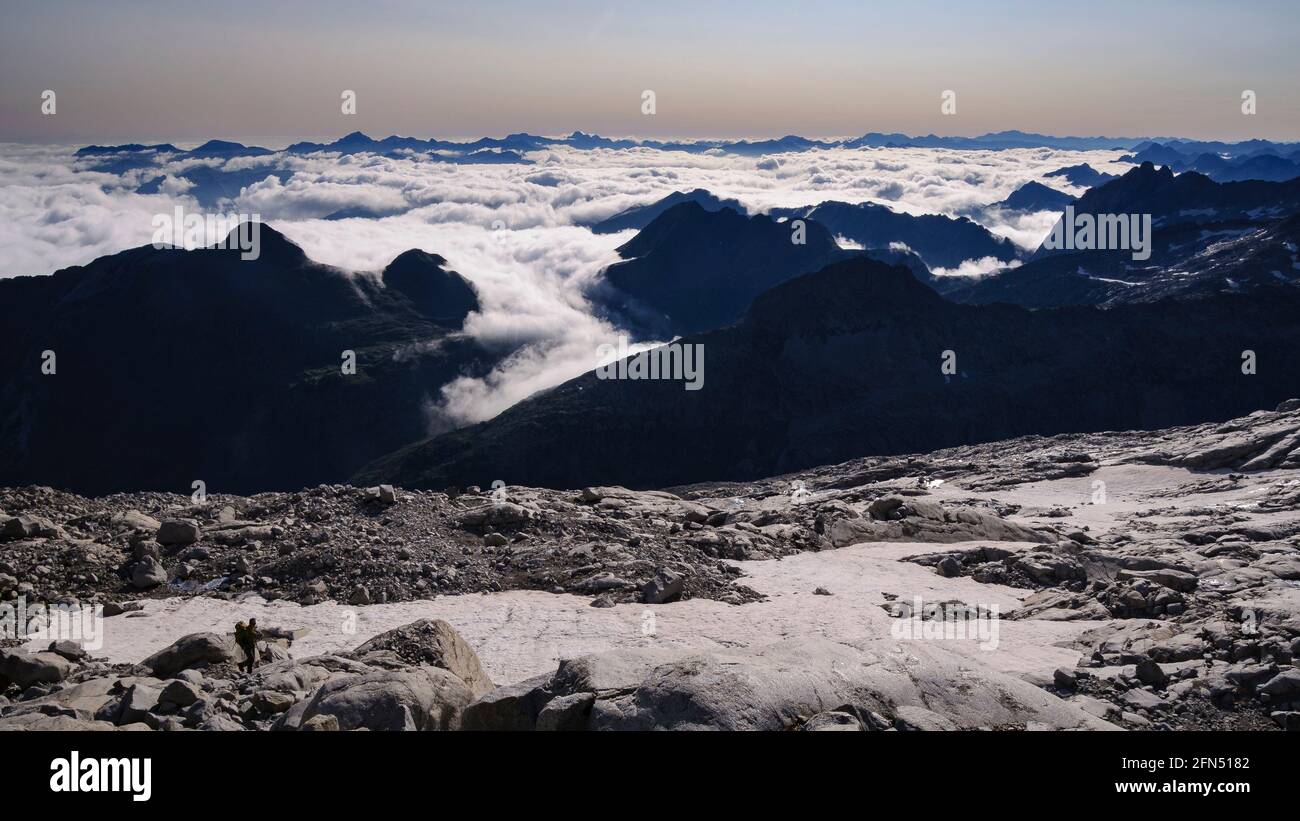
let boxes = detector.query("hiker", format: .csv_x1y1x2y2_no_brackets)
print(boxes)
235,618,260,674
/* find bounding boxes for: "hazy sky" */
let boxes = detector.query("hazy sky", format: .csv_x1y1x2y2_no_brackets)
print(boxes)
2,0,1298,142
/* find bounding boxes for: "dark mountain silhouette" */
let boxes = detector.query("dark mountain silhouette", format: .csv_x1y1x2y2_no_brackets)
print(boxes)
589,189,746,234
946,164,1300,307
1118,143,1189,167
1040,163,1300,236
768,200,1019,270
359,256,1300,491
950,215,1300,308
1044,163,1116,187
73,133,532,208
590,202,848,337
323,205,400,220
1205,153,1300,183
187,140,275,159
75,143,178,156
0,227,497,495
990,181,1074,212
1119,143,1300,182
721,135,833,155
381,250,480,327
842,131,1144,151
74,132,1300,166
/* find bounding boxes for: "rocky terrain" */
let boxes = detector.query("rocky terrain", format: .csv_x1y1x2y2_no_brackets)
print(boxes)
2,402,1299,730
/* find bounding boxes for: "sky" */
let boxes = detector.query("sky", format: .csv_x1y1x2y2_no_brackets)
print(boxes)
2,0,1298,143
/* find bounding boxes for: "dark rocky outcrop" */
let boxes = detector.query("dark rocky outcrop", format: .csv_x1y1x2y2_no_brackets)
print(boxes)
364,256,1300,491
0,227,495,494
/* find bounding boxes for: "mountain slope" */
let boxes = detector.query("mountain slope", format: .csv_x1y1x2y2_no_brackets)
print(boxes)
948,163,1300,307
0,227,496,494
590,202,848,337
991,181,1074,212
589,189,746,234
1044,163,1116,187
361,256,1300,490
767,201,1019,270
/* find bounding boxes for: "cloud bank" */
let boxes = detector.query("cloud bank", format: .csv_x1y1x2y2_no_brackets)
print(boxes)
0,141,1133,429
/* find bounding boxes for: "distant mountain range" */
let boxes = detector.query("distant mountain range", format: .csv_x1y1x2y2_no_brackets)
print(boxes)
1120,141,1300,182
78,129,1300,163
75,131,1300,212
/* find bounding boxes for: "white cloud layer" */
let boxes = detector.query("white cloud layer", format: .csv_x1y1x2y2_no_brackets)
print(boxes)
0,141,1133,429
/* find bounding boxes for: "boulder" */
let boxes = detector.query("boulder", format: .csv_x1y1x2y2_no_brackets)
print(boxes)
6,675,118,719
301,714,339,731
641,568,685,604
830,498,1050,547
0,713,137,731
1121,688,1164,711
251,690,296,714
158,679,203,708
140,632,239,677
295,667,473,731
118,682,163,726
802,710,865,731
130,556,168,589
936,556,962,578
1116,568,1198,593
1259,669,1300,700
1223,661,1279,690
1135,658,1169,689
350,619,494,698
580,638,1111,731
456,503,535,532
198,714,247,731
535,692,596,731
0,648,73,688
460,673,554,731
156,519,201,546
1,514,62,540
47,640,89,662
1146,633,1205,663
113,510,161,533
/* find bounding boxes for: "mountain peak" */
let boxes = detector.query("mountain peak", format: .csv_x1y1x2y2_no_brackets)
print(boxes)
381,249,478,328
746,256,946,334
219,222,306,264
337,131,375,145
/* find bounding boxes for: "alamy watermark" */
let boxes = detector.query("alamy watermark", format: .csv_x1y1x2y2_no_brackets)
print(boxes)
0,597,105,651
1043,205,1152,261
596,334,704,391
50,751,151,802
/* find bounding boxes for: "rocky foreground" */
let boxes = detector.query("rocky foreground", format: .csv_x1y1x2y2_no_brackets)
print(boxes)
3,401,1300,730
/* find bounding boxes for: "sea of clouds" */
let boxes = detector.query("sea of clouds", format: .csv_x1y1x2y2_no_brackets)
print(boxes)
0,141,1133,428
